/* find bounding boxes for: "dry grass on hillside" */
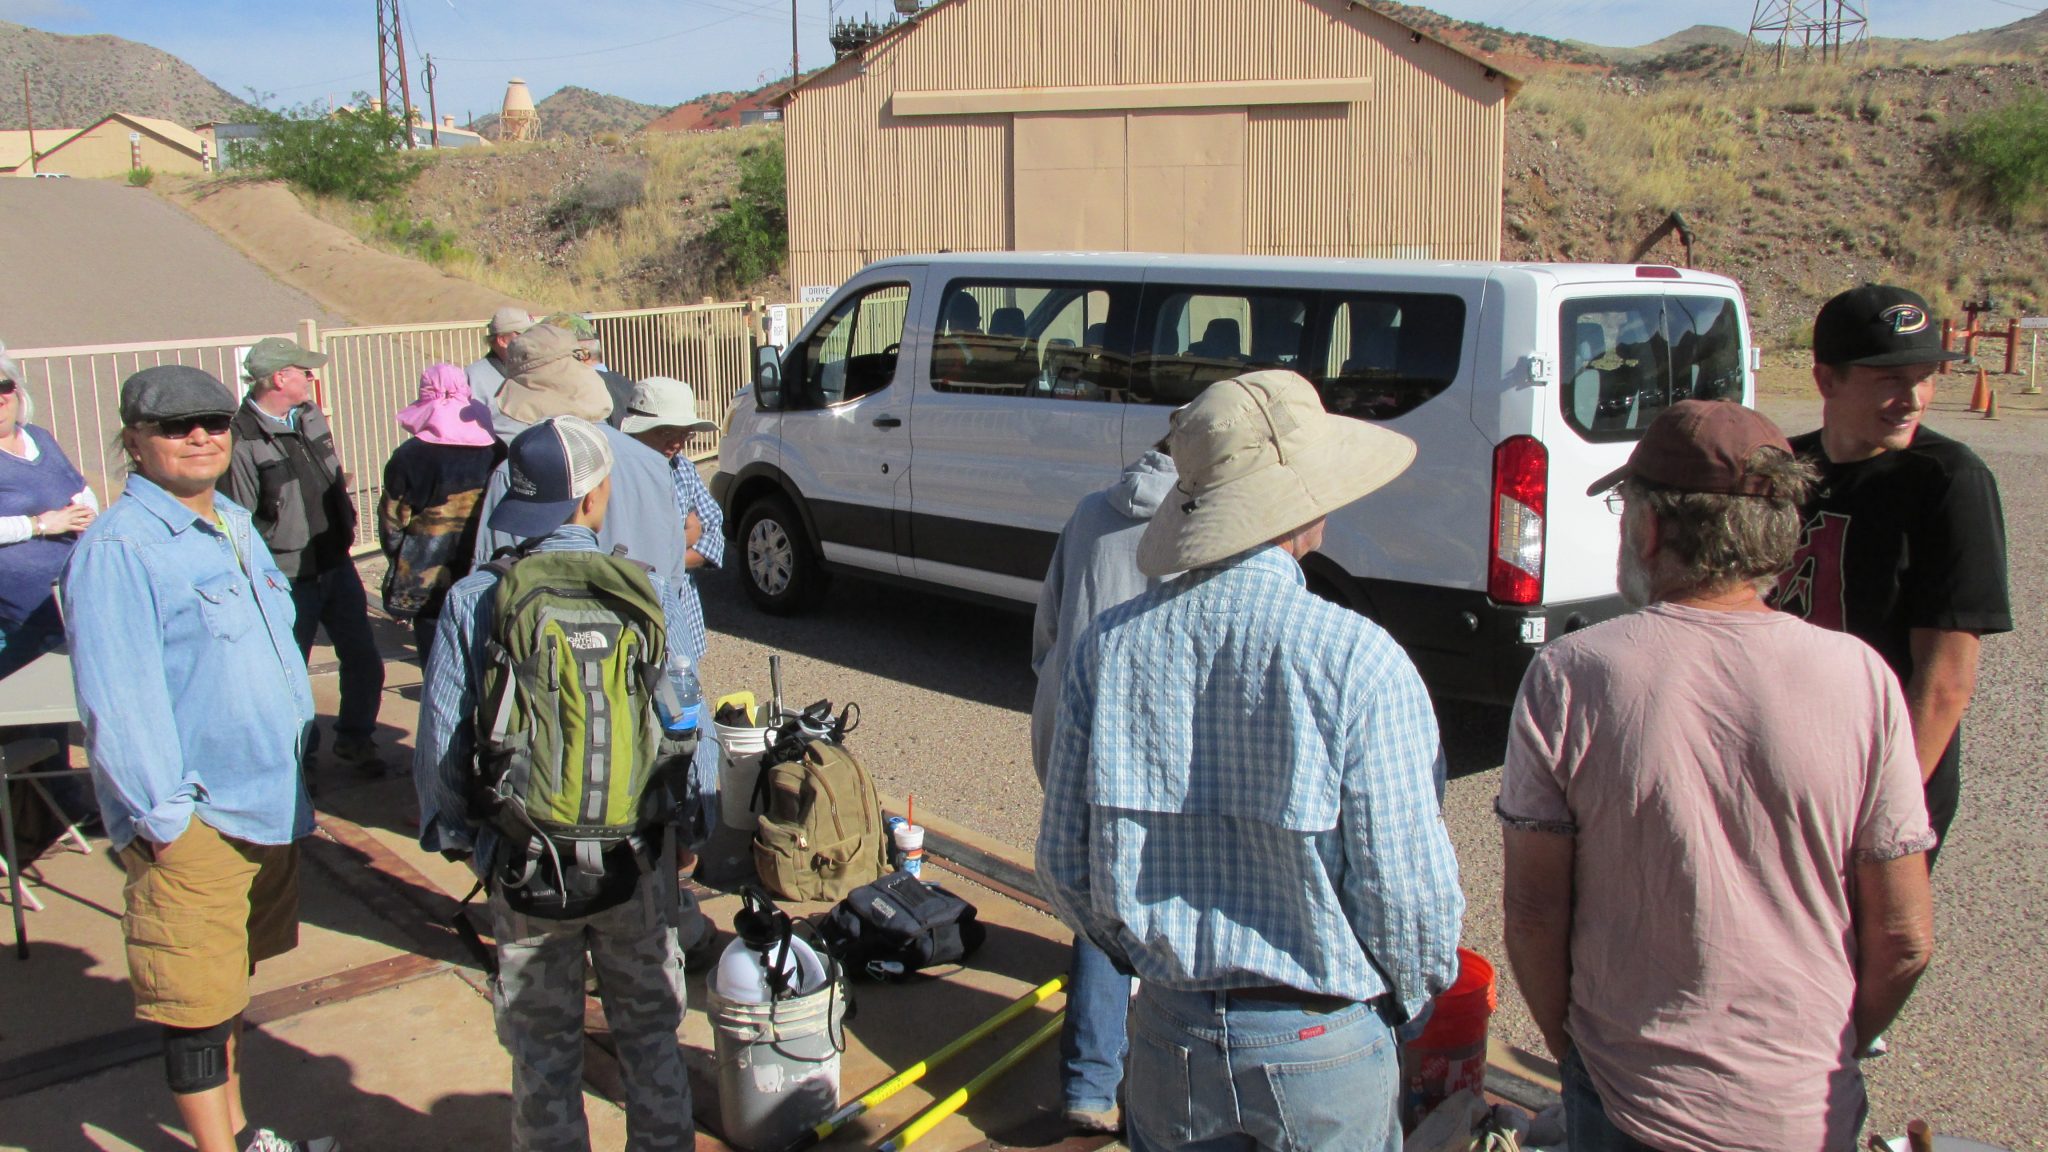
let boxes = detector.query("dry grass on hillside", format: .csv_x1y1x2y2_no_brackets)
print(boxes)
302,126,781,313
1505,60,2048,353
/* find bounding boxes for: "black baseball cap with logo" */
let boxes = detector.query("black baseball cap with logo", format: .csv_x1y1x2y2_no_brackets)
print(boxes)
1813,284,1967,367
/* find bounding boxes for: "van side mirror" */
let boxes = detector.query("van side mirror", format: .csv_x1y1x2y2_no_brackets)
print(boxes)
754,344,784,411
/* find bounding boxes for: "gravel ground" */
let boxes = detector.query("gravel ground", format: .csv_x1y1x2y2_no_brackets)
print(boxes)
697,389,2045,1149
0,178,342,348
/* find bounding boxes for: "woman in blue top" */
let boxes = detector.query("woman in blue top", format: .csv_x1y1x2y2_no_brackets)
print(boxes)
0,344,98,676
0,340,100,824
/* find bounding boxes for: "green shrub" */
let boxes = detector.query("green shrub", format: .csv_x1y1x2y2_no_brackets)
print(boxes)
243,93,422,201
126,165,156,187
1947,91,2048,224
701,138,787,290
369,203,467,265
547,166,645,236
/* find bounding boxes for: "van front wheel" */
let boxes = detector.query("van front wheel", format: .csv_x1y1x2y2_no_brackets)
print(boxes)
738,494,829,614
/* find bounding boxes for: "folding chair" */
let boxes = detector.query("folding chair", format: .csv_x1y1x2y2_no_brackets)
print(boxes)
1,736,92,959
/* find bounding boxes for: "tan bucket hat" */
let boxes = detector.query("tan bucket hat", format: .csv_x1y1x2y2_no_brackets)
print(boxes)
497,324,613,425
1136,370,1416,577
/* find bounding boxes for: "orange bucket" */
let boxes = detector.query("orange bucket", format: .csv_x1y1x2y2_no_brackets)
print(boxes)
1400,948,1498,1130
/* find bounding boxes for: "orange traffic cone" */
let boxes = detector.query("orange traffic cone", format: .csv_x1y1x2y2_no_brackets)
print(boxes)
1984,386,1999,420
1969,368,1989,413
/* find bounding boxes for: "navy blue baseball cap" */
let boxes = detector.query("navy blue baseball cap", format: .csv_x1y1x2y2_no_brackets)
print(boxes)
489,416,614,537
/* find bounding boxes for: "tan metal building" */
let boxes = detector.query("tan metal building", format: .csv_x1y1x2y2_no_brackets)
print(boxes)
782,0,1517,290
30,113,208,178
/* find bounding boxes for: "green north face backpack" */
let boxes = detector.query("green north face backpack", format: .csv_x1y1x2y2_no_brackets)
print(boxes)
475,548,676,901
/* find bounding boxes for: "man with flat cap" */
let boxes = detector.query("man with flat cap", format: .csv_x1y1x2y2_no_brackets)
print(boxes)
1038,370,1462,1152
1771,283,2011,867
222,336,385,774
66,366,337,1152
1502,400,1935,1152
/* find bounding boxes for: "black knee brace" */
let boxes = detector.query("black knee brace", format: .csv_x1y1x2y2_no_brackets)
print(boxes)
162,1018,235,1095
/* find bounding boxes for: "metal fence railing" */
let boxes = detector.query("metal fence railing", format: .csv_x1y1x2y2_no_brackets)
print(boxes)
9,300,777,553
6,331,292,511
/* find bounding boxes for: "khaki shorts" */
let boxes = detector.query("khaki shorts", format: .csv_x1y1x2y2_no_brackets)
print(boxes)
118,818,300,1028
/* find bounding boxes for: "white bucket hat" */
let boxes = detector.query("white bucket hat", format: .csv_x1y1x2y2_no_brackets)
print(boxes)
620,376,717,435
1136,370,1416,577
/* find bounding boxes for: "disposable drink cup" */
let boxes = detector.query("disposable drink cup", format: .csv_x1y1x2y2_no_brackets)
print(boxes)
893,824,925,877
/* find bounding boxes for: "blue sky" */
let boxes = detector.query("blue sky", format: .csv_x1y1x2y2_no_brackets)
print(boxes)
2,0,2038,122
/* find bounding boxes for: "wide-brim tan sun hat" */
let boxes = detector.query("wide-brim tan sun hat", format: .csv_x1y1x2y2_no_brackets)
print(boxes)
497,324,612,425
1136,369,1416,577
620,376,717,435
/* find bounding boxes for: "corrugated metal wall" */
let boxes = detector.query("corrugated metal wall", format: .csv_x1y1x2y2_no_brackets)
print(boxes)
787,0,1508,289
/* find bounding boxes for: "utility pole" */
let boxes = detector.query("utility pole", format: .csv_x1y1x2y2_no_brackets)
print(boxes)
421,53,440,148
791,0,801,99
21,77,37,175
376,0,418,147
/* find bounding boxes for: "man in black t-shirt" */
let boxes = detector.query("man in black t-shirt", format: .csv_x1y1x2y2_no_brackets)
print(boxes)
1773,285,2012,867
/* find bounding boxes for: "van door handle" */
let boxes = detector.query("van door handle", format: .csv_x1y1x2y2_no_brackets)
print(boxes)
871,416,902,428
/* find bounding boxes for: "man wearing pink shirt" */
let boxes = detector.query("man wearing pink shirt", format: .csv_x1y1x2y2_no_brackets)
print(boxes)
1499,400,1936,1152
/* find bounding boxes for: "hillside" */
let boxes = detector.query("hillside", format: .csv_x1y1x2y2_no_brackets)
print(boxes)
0,19,246,130
645,85,787,133
1502,60,2048,351
471,85,665,141
1360,1,1600,68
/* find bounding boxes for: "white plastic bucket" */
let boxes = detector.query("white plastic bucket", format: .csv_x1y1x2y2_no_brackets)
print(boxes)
716,722,771,830
707,979,846,1151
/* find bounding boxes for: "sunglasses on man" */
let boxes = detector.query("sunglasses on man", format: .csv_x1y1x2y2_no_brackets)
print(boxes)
148,414,234,438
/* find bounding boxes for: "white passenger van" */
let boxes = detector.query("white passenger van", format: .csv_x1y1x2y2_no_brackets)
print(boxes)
713,253,1754,702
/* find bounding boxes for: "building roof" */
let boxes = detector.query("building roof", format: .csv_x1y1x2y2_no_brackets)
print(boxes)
33,112,209,162
780,0,1522,106
0,128,84,171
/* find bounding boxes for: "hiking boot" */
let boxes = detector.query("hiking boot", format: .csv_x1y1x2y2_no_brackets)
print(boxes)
331,736,384,774
243,1129,340,1152
1063,1106,1121,1134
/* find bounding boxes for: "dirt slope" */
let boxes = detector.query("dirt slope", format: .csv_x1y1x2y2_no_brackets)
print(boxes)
162,177,540,326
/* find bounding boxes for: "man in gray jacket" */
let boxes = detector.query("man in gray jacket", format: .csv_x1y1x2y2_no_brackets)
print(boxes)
222,337,385,773
1029,447,1176,1135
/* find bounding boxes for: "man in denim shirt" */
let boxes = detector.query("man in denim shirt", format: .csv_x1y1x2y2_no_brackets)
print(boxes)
65,366,335,1152
1039,371,1462,1152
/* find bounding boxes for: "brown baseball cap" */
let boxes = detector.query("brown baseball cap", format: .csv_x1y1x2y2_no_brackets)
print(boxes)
1586,399,1794,497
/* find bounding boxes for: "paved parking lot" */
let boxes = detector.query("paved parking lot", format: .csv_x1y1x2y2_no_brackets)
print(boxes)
697,392,2046,1150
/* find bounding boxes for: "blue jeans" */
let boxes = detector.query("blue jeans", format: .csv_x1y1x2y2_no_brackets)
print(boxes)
290,563,385,746
1060,936,1131,1113
1126,985,1400,1152
1563,1049,1666,1152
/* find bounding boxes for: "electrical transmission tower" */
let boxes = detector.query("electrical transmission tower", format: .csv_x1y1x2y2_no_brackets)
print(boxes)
1746,0,1870,69
376,0,418,147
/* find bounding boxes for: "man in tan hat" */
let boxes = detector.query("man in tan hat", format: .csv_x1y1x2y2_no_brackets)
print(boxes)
467,306,534,413
472,325,691,622
1038,370,1462,1152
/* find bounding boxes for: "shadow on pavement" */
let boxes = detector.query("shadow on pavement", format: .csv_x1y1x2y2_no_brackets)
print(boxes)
700,564,1037,715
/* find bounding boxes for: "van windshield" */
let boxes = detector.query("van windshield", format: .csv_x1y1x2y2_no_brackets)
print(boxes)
1561,294,1744,441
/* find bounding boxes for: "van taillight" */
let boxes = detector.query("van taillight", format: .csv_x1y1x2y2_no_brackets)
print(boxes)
1489,435,1546,606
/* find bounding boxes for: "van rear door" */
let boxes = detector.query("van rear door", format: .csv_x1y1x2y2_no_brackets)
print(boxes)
1544,281,1753,605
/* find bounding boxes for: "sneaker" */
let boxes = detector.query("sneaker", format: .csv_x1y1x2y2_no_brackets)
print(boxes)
331,737,384,774
243,1129,341,1152
1063,1106,1121,1134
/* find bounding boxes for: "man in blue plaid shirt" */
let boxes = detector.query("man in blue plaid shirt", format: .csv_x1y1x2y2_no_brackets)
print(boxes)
1039,370,1463,1152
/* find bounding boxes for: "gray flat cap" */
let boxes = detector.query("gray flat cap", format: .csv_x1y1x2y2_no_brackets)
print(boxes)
120,365,238,426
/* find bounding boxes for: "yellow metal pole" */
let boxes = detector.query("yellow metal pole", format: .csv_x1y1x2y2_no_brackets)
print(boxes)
873,1012,1066,1152
776,975,1066,1152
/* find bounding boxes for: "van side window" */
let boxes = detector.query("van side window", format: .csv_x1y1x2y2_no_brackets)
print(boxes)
803,283,910,407
1562,295,1744,441
930,281,1133,400
1136,289,1311,405
1313,292,1466,421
